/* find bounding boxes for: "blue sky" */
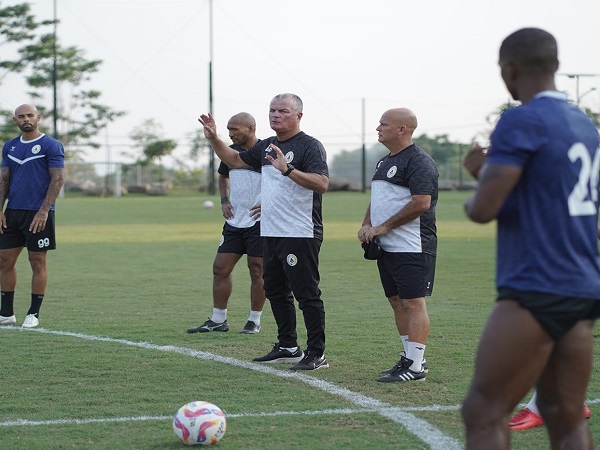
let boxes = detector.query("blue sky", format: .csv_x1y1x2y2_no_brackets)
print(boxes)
2,0,599,164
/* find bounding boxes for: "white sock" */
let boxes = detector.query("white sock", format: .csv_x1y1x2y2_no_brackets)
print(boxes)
248,310,262,324
280,346,298,352
211,308,227,323
526,391,540,414
400,335,409,354
406,341,426,372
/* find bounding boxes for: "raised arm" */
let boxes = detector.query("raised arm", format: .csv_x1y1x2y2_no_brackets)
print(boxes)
198,113,249,169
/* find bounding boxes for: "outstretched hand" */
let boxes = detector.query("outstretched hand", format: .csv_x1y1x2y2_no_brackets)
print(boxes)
198,113,217,139
264,144,288,173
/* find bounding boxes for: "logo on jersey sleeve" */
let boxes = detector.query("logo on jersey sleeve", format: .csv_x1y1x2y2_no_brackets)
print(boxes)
387,166,397,178
285,152,294,164
31,145,41,155
286,254,298,266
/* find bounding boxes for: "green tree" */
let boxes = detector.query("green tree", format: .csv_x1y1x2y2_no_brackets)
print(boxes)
414,133,471,166
477,100,518,142
128,119,177,166
329,134,471,186
0,2,54,142
582,106,600,128
328,143,387,184
18,34,125,157
0,3,124,158
187,128,211,163
167,129,210,188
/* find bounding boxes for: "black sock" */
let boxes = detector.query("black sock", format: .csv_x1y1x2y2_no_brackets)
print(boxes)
27,294,44,317
0,291,15,316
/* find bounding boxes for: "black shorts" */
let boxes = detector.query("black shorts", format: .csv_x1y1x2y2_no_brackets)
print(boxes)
497,288,600,340
0,209,56,252
217,221,263,257
262,236,322,302
377,252,436,299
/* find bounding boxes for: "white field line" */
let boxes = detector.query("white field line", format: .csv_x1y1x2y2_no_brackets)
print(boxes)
1,326,461,449
0,408,385,427
4,400,600,428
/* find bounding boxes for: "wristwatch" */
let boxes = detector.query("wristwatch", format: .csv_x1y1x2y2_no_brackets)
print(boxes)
282,164,295,176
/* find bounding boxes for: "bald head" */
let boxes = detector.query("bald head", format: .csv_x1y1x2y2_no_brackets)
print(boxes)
499,28,558,75
377,108,418,152
228,112,256,129
13,104,42,136
386,108,418,132
227,112,257,149
14,104,39,116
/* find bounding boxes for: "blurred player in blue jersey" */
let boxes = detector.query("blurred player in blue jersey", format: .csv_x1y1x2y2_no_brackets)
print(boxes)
187,112,266,334
358,108,438,383
461,28,600,449
199,94,329,371
0,104,65,328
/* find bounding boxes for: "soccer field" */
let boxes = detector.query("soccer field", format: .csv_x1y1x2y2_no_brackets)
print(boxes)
1,190,598,449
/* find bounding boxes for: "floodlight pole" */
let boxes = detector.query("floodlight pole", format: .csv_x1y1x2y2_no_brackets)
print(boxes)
559,73,600,105
579,87,597,105
361,98,366,193
52,0,58,137
207,0,216,195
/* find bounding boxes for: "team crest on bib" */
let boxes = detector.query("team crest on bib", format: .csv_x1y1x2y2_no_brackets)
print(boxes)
285,152,294,164
31,145,41,155
387,166,397,178
219,235,224,247
286,254,298,266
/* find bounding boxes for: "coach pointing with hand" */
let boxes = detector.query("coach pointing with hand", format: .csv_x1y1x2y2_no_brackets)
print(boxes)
198,93,330,371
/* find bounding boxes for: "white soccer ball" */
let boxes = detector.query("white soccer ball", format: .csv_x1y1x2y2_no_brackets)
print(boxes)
203,200,215,209
173,401,227,446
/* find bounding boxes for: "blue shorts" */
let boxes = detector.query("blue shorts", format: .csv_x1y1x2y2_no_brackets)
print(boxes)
377,252,436,299
0,209,56,252
497,288,600,340
217,221,263,257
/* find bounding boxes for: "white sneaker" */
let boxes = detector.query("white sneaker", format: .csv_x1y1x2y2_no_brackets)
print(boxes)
22,314,39,328
0,314,16,325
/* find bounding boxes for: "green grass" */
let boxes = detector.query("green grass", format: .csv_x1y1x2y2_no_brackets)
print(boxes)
0,190,598,449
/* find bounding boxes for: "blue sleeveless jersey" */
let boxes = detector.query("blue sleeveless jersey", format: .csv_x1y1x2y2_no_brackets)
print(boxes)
487,92,600,299
1,133,65,211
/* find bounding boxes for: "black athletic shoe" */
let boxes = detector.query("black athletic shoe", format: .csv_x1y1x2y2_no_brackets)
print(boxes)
290,351,329,371
377,356,426,382
253,343,303,363
186,319,229,333
380,351,428,375
240,320,260,334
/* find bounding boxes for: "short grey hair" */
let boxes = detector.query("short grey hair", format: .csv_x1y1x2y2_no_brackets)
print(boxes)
272,93,303,113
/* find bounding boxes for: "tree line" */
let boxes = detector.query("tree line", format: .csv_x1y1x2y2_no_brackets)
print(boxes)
1,2,597,182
